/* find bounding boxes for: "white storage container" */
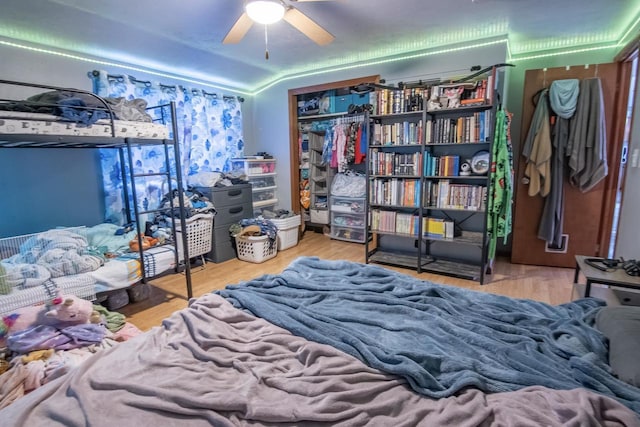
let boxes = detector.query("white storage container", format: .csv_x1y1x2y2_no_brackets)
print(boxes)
270,215,301,251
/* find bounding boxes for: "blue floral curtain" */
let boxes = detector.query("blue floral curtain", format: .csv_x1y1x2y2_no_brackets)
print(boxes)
89,71,244,224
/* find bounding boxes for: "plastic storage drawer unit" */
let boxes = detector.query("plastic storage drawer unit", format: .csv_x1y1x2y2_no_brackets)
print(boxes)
194,183,253,263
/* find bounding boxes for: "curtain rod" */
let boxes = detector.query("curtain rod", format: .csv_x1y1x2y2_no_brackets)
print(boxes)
91,70,245,102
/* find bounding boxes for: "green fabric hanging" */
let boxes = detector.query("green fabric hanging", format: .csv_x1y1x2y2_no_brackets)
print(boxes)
487,109,514,262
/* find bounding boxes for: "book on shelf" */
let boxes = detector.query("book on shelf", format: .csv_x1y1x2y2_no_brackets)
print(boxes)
375,88,429,115
460,98,485,106
426,180,487,211
371,209,421,236
372,120,424,145
369,151,422,176
373,77,492,116
369,178,420,207
423,154,460,177
423,217,459,239
429,111,492,144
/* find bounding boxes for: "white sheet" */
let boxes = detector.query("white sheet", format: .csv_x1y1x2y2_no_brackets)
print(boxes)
91,245,177,293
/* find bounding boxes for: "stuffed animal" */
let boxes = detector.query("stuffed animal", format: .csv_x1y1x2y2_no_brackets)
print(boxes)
45,295,101,326
129,234,159,252
427,90,441,111
0,295,101,345
460,161,472,176
443,86,464,109
1,305,49,345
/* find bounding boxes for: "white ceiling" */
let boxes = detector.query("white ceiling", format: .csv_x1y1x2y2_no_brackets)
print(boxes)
0,0,637,93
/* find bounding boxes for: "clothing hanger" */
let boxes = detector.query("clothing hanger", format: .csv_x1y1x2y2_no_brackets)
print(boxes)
532,87,548,106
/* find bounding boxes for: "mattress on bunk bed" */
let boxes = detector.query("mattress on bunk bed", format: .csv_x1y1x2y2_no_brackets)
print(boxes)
91,245,177,293
0,247,178,315
0,111,169,139
0,274,96,316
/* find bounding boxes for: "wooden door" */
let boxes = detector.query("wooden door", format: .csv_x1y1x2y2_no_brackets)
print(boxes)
511,63,629,268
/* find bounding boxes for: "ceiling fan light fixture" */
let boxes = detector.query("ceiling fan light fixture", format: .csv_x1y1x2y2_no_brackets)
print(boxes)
245,0,286,25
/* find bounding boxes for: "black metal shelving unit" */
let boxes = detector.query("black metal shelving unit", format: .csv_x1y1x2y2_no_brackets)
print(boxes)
365,74,499,285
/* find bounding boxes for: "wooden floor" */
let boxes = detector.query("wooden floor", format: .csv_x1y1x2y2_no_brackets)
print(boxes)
120,231,592,331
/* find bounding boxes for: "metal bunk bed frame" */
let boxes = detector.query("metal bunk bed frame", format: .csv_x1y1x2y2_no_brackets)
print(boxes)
0,79,194,299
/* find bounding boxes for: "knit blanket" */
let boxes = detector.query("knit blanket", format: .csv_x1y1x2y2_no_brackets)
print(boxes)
218,257,640,414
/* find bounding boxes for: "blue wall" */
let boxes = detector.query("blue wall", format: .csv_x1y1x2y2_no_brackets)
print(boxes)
0,148,105,238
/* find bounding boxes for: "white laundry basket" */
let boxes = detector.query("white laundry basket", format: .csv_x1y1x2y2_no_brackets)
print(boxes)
175,213,214,262
235,234,278,263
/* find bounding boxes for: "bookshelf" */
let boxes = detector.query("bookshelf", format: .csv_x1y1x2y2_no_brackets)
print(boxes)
365,69,498,284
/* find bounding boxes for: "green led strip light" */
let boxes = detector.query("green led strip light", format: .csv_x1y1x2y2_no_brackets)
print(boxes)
2,5,640,95
0,39,252,96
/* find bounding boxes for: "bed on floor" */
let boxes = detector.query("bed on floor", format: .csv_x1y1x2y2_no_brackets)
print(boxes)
1,257,639,426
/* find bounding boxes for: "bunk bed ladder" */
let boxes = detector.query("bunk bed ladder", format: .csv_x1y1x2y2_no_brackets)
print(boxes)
124,102,193,299
169,102,193,299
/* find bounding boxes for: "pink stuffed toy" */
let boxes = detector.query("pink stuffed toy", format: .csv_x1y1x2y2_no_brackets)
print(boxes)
443,86,464,109
45,295,101,327
0,295,100,346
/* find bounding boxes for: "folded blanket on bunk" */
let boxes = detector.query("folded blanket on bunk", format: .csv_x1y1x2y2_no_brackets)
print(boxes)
0,92,109,125
2,264,50,289
218,257,640,415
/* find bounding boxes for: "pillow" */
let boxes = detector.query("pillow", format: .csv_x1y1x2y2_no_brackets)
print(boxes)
596,306,640,386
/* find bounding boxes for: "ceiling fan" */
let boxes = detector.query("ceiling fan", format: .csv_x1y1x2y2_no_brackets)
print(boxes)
223,0,336,47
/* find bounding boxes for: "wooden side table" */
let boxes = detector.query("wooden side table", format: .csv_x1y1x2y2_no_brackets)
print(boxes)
574,255,640,298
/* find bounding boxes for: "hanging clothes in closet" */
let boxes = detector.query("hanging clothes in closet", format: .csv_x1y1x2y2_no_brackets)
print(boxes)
323,115,367,173
522,76,608,246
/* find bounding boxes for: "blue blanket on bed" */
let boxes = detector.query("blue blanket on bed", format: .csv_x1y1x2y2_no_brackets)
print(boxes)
217,257,640,413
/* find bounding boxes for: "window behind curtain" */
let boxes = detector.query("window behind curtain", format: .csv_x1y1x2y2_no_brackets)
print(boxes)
89,70,244,224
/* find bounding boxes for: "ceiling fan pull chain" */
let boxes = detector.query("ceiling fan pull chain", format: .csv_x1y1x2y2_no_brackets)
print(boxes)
264,25,270,60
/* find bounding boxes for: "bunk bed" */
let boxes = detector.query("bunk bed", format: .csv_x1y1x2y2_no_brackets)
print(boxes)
0,79,195,315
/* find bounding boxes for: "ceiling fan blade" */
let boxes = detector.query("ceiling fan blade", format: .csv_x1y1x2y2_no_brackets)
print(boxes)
223,12,254,44
283,8,334,45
